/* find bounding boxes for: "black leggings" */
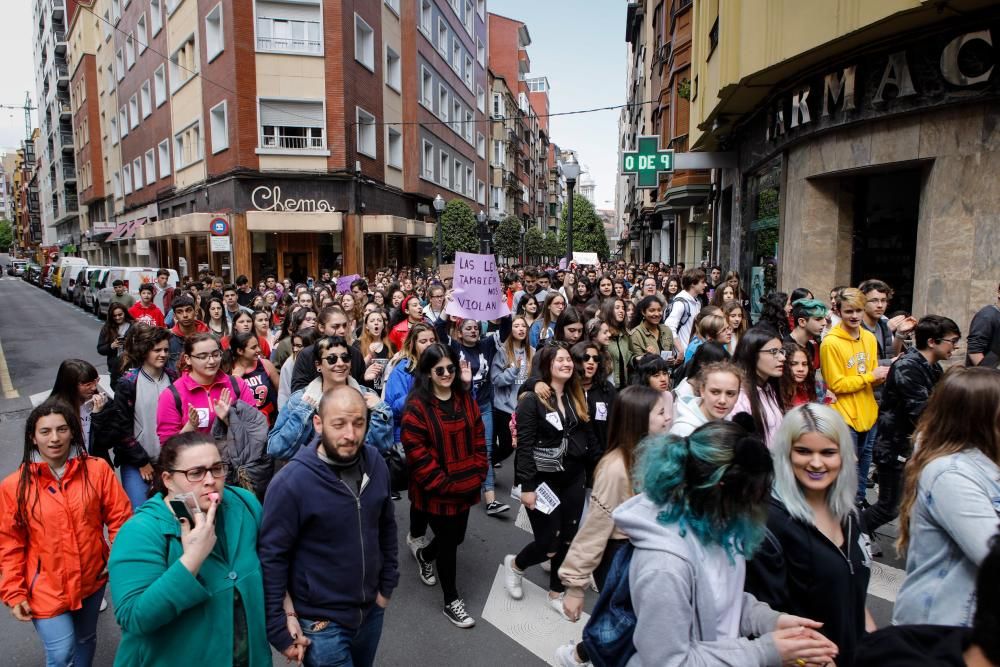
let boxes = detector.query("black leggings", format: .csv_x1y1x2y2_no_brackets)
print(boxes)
514,470,586,593
493,409,514,465
421,510,470,604
410,504,428,540
862,460,905,535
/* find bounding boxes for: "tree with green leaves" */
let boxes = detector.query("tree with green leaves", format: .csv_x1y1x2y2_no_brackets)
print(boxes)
543,231,562,263
524,227,545,264
493,215,522,263
440,199,479,261
0,219,12,251
560,194,610,262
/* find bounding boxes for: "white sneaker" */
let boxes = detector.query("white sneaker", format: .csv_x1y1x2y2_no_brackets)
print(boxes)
548,593,572,621
554,642,589,666
406,533,427,560
99,597,108,612
503,554,523,600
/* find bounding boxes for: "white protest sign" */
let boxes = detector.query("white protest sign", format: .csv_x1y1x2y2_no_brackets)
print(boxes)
444,252,511,320
572,251,599,266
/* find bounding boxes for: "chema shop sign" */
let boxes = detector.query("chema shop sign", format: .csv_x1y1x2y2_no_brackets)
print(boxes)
744,24,1000,163
251,185,337,213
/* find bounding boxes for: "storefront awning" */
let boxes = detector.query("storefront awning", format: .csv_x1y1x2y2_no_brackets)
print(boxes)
119,218,147,241
105,222,130,242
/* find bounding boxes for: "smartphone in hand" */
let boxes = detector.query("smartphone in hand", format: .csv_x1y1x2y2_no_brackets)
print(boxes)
168,492,202,526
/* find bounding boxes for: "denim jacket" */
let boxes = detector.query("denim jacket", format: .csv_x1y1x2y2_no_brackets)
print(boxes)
893,448,1000,627
267,378,393,460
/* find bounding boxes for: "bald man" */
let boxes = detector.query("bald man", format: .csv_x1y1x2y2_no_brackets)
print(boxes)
259,386,399,666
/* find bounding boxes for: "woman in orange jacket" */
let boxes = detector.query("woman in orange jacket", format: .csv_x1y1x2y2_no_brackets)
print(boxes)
0,398,132,667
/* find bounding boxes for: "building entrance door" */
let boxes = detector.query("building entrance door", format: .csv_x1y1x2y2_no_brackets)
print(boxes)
851,169,921,315
283,252,309,284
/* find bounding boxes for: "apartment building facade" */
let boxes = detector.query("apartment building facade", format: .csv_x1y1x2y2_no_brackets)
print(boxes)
33,0,77,248
487,12,553,237
689,0,999,327
13,132,43,253
65,0,488,280
619,0,709,266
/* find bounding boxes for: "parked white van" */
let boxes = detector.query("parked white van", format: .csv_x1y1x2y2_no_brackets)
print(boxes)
53,257,89,299
84,267,114,313
95,267,179,316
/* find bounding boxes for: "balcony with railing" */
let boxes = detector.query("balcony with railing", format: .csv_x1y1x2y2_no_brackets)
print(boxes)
58,131,74,152
259,130,324,151
256,15,322,55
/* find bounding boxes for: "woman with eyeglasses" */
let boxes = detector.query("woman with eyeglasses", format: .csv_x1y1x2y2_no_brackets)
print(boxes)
503,345,598,619
401,344,484,629
529,293,567,348
156,333,256,444
731,325,787,448
49,358,111,465
268,335,382,461
108,432,272,666
0,399,131,667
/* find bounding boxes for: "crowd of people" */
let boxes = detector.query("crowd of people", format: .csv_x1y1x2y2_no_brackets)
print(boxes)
0,260,998,667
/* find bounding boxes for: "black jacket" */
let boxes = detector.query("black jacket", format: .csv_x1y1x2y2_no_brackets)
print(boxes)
873,347,941,465
745,498,871,667
96,328,127,385
514,390,597,492
854,625,970,667
93,367,179,467
584,381,617,484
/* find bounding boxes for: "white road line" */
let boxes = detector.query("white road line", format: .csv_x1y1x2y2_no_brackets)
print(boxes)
481,564,588,666
0,336,18,398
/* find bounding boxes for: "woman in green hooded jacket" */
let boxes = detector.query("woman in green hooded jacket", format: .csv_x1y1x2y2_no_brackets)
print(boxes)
108,432,274,666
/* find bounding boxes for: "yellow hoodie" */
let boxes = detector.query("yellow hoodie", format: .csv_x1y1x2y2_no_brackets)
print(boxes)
819,324,879,431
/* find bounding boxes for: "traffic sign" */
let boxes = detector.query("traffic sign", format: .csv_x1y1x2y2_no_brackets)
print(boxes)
621,135,674,189
210,217,229,236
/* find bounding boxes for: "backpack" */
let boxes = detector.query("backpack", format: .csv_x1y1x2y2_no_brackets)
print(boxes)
667,295,692,331
581,543,637,667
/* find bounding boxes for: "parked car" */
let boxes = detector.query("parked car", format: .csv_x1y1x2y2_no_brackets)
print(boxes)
86,267,115,315
74,267,107,307
8,259,27,276
24,264,42,285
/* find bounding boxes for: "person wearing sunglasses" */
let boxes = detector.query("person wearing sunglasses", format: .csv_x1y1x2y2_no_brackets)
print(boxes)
400,343,483,629
730,325,788,448
268,336,385,461
156,333,256,444
109,432,273,666
571,342,617,488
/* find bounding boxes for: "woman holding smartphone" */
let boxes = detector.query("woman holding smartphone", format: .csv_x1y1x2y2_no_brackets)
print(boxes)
97,303,133,386
109,432,274,666
49,359,111,464
0,399,131,667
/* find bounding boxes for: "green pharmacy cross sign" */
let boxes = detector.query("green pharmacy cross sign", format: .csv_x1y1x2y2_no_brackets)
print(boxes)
621,135,674,189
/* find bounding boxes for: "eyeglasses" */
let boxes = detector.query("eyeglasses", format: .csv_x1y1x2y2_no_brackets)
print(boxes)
190,350,223,361
867,298,888,305
580,354,601,362
940,336,961,345
323,352,352,365
168,462,229,482
761,347,787,358
433,364,457,377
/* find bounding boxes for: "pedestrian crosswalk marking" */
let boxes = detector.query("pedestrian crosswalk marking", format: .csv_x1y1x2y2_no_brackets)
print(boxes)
868,561,905,603
482,564,589,666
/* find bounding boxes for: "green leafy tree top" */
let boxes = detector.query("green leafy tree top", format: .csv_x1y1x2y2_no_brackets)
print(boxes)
493,215,522,262
524,227,545,262
0,219,12,251
560,194,610,262
440,199,479,261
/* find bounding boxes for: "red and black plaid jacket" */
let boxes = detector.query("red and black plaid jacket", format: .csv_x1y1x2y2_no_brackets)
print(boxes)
400,390,487,516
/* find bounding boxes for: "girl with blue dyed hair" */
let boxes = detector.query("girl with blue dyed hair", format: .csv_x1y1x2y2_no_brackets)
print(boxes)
612,420,839,666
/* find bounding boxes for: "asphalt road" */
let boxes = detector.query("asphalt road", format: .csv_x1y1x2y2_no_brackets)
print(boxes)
0,276,905,666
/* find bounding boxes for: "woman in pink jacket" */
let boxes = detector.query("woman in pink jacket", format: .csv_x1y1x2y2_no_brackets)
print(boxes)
156,333,255,444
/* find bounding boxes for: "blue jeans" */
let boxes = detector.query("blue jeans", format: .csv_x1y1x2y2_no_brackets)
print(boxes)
479,403,495,492
120,463,151,509
850,427,873,505
32,584,105,667
301,606,385,667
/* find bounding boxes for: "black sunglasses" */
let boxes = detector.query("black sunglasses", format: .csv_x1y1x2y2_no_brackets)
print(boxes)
580,354,601,362
433,364,457,377
323,352,352,365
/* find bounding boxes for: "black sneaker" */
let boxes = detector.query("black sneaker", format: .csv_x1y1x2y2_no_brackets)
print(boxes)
415,547,437,586
485,500,510,516
492,461,503,469
443,598,475,628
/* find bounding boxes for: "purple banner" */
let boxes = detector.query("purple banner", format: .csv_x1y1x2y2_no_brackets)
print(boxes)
444,252,510,321
336,274,360,294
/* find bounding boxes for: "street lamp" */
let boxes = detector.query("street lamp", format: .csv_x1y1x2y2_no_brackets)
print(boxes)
433,194,445,269
520,218,530,265
476,209,488,254
562,154,581,267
